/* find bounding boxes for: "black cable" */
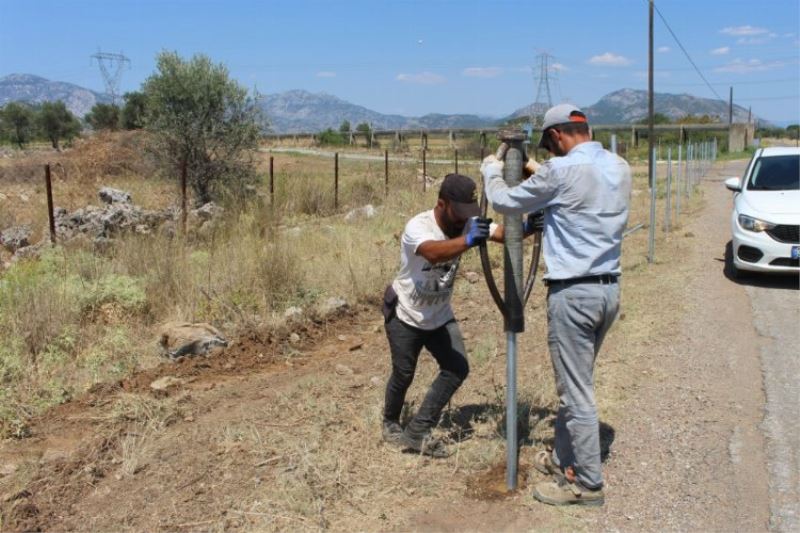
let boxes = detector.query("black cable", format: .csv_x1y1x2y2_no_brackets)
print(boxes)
650,1,726,102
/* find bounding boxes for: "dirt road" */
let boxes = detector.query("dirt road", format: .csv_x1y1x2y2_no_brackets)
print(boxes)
1,159,796,532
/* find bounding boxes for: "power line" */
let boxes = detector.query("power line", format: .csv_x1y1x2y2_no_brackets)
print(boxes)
650,1,724,101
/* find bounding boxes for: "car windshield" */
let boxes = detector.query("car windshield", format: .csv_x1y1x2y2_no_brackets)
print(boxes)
747,155,800,191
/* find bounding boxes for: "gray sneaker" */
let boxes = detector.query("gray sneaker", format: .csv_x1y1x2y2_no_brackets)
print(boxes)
382,420,404,446
399,430,451,458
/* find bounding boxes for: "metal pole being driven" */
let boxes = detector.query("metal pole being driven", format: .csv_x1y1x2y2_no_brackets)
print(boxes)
499,130,526,490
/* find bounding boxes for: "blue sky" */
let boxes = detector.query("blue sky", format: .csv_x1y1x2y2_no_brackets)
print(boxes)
1,0,798,122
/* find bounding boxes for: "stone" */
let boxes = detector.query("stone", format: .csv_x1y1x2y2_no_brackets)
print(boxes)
344,204,377,222
98,187,132,205
289,333,301,344
0,225,31,252
11,242,48,262
158,322,228,360
463,271,481,284
150,376,185,391
369,376,383,387
319,296,348,316
284,306,303,320
335,364,354,376
192,202,223,221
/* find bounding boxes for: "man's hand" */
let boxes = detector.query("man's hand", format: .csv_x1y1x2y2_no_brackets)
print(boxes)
464,216,492,247
523,211,544,235
523,158,541,177
480,154,504,181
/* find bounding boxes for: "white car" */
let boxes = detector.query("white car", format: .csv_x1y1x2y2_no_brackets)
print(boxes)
725,147,800,277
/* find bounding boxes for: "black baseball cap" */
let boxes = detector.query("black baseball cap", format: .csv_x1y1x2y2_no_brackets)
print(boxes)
439,173,480,219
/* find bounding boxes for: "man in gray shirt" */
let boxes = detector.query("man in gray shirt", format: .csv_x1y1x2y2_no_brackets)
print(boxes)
482,104,631,506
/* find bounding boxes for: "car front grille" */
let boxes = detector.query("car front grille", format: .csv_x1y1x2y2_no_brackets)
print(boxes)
769,258,800,268
766,225,800,243
737,245,763,263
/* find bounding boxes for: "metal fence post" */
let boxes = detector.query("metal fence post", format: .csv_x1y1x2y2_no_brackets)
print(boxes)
384,149,389,196
665,147,672,232
647,147,657,263
44,164,56,244
676,144,682,219
454,148,459,174
334,152,339,210
611,134,617,154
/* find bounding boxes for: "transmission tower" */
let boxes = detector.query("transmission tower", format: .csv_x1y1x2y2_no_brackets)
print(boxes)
90,49,131,105
529,52,558,130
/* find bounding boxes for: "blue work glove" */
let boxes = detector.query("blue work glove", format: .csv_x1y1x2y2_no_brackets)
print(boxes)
464,216,492,247
523,211,545,234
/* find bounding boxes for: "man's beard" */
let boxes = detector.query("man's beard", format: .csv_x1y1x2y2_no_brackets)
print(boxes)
440,210,465,238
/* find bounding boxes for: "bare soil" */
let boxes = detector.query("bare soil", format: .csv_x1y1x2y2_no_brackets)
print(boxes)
0,160,773,532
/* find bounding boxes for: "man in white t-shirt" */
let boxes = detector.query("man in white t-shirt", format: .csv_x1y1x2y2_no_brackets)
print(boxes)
382,173,539,457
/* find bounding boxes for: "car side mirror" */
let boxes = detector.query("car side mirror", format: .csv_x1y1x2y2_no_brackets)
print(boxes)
724,177,741,192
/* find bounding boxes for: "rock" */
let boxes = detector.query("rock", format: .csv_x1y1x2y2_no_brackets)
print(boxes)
289,333,301,344
11,242,47,262
98,187,132,205
192,202,223,221
369,376,383,387
335,364,354,376
319,296,348,316
158,322,228,360
150,376,185,392
344,204,377,222
18,193,29,203
0,225,32,252
284,306,303,320
463,271,481,284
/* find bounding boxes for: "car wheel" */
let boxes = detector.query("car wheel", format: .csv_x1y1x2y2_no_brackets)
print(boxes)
724,241,746,280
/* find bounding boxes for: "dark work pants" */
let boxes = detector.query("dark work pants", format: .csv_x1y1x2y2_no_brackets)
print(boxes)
383,316,470,438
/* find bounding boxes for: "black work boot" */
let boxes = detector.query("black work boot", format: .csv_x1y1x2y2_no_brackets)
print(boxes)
399,428,451,458
382,419,404,447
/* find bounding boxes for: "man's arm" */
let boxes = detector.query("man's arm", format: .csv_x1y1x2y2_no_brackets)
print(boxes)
481,156,557,215
417,236,470,264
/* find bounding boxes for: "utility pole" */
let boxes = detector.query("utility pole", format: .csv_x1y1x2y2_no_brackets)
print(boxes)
648,0,655,189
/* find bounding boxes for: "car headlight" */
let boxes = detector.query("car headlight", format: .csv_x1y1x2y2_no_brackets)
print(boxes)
738,214,776,232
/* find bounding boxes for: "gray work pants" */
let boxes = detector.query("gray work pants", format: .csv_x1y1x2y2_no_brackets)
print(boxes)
547,281,620,489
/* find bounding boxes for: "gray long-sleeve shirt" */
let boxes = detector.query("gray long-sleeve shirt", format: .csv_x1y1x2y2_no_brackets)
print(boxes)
484,141,632,280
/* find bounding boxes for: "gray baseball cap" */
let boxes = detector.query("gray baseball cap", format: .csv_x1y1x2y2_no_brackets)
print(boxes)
537,104,589,148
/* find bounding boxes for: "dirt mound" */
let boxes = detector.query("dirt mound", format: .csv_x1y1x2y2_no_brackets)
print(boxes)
465,461,529,501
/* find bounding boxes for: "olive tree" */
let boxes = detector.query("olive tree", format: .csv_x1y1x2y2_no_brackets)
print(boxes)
120,91,147,130
0,102,35,148
85,103,120,131
37,101,81,150
143,51,263,204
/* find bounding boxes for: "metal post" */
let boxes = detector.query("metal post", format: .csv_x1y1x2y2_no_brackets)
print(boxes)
676,144,682,219
729,86,734,126
665,147,672,232
647,147,657,263
422,149,427,192
499,130,526,491
334,152,339,209
181,156,188,234
44,164,56,244
269,156,274,205
454,148,459,174
610,134,617,154
384,149,389,196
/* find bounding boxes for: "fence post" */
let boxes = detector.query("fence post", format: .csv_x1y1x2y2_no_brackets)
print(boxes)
611,134,617,154
454,148,459,174
665,146,672,233
181,156,188,234
647,147,657,263
384,149,389,196
269,156,275,206
422,148,427,192
334,152,339,210
44,164,56,244
676,144,682,219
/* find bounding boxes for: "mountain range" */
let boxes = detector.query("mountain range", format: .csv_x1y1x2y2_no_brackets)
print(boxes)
1,73,759,132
